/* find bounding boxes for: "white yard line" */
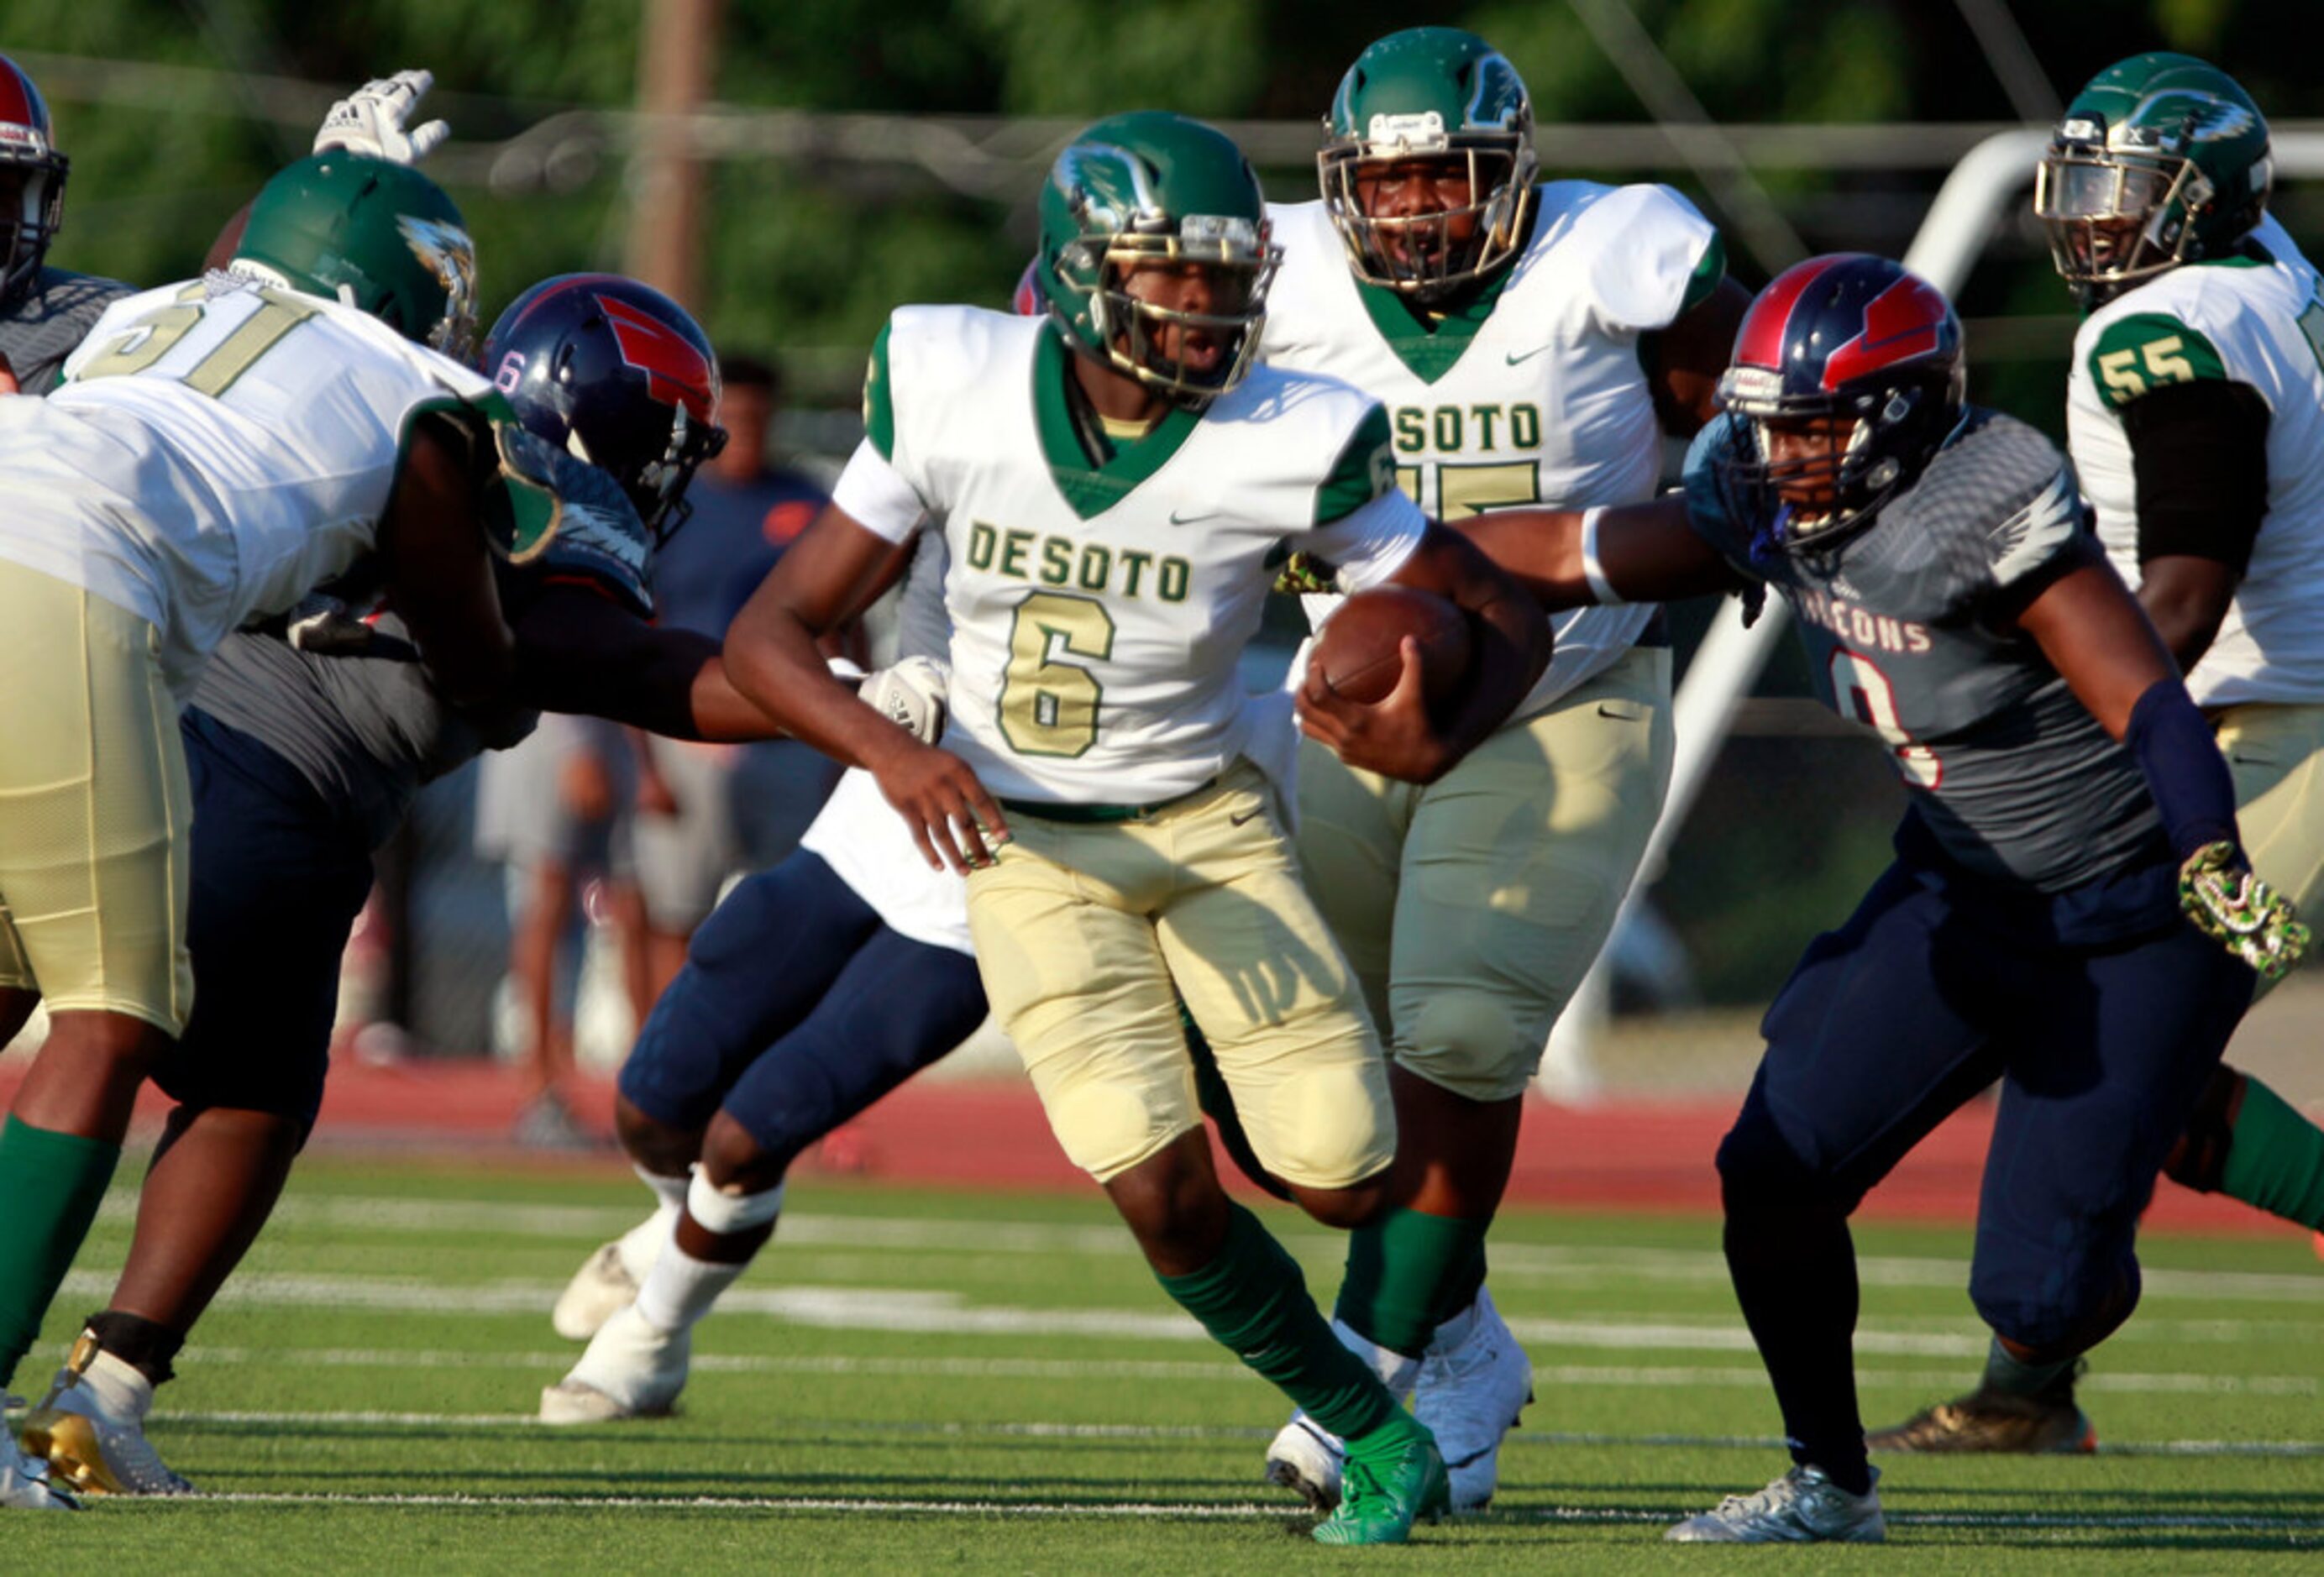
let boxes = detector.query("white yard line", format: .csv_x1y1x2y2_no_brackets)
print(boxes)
129,1408,2324,1459
66,1489,2324,1532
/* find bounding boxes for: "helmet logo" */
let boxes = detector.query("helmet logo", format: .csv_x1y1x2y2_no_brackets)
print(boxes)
2184,100,2258,143
1055,143,1162,234
1823,278,1949,388
598,293,715,422
397,213,477,315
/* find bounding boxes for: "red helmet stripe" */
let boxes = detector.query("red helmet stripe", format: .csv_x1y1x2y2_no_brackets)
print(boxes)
1733,254,1849,370
598,293,716,422
1821,276,1949,390
0,60,45,137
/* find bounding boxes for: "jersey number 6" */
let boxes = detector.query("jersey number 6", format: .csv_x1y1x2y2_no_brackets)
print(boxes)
1000,591,1114,757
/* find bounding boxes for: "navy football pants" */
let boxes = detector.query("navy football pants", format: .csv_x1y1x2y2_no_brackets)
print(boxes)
618,851,988,1173
1717,856,2253,1479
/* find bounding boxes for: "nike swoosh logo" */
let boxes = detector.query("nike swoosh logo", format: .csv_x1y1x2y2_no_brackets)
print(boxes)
1229,807,1266,827
1170,508,1220,525
1505,346,1550,365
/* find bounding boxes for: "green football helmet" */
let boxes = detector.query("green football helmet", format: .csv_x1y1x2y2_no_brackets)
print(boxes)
1319,27,1538,299
1035,111,1278,401
2036,53,2272,305
231,151,480,361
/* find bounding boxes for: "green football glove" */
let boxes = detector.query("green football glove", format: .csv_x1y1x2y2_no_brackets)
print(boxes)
2180,841,2311,981
1272,550,1338,597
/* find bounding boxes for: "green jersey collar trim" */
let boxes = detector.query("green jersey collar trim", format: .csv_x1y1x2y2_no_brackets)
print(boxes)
1350,261,1516,386
1031,324,1203,521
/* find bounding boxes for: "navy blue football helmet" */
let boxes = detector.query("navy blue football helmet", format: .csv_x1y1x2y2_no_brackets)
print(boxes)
1,54,69,312
484,274,727,543
1716,253,1965,556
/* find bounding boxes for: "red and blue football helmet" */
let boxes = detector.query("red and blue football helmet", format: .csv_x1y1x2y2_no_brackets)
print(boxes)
1716,253,1966,555
1,55,70,311
484,275,728,543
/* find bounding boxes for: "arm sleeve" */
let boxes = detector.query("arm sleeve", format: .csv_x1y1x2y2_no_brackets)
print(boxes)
2119,377,2271,573
2125,678,2239,858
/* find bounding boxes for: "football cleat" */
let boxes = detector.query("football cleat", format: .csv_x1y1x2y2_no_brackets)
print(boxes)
1865,1383,2096,1454
17,1334,191,1496
538,1303,690,1423
1263,1413,1345,1512
1414,1286,1533,1511
552,1240,643,1342
1666,1464,1886,1543
2,1412,80,1511
1310,1417,1449,1546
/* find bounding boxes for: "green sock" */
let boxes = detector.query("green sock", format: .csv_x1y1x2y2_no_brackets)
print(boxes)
1156,1202,1394,1442
1980,1334,2075,1399
2220,1076,2324,1230
0,1115,122,1391
1334,1206,1490,1357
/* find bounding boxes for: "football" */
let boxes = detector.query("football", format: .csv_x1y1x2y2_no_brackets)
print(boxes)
1309,585,1473,709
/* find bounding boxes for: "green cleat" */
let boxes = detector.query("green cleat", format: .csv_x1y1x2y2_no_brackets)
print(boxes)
1310,1417,1449,1546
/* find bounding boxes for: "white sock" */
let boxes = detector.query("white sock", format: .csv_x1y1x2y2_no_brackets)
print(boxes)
616,1166,691,1282
631,1171,785,1334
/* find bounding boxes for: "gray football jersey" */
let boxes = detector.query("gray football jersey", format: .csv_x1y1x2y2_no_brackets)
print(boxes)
191,572,542,850
1683,408,2162,892
1,265,134,395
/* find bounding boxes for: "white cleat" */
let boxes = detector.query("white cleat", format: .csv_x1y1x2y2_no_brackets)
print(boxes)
1414,1287,1533,1512
2,1415,80,1511
539,1303,690,1423
1262,1412,1345,1512
552,1240,642,1342
1666,1464,1886,1543
18,1338,191,1496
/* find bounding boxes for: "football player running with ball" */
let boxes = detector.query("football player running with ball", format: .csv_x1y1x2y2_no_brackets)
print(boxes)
1868,54,2324,1454
1251,26,1748,1513
722,112,1547,1545
1461,253,2304,1541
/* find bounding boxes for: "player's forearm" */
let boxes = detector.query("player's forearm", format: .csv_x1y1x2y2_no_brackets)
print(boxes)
1455,508,1588,606
723,597,912,773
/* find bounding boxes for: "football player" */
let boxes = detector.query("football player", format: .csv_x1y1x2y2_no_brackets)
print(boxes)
0,147,544,1511
537,536,973,1426
1868,53,2324,1454
4,271,805,1499
1461,252,2303,1541
1251,26,1749,1512
721,111,1549,1544
0,53,131,396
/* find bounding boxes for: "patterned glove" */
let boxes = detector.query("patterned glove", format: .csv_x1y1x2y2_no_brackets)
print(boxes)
1272,551,1338,597
860,655,950,744
314,70,451,164
2180,840,2311,981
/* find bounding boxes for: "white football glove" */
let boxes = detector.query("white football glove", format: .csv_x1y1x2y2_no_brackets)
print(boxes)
860,656,949,745
314,70,450,165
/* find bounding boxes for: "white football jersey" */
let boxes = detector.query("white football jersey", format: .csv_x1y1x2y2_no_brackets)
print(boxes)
2069,213,2324,707
800,532,973,955
1260,182,1719,718
832,306,1424,806
0,273,492,703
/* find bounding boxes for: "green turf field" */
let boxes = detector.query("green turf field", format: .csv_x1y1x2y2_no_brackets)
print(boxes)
8,1152,2324,1570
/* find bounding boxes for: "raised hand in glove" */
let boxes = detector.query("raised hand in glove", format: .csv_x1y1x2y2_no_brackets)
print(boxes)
315,70,451,165
2180,840,2311,981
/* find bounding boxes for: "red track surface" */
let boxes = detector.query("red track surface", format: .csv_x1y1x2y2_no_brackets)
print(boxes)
2,1056,2298,1239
